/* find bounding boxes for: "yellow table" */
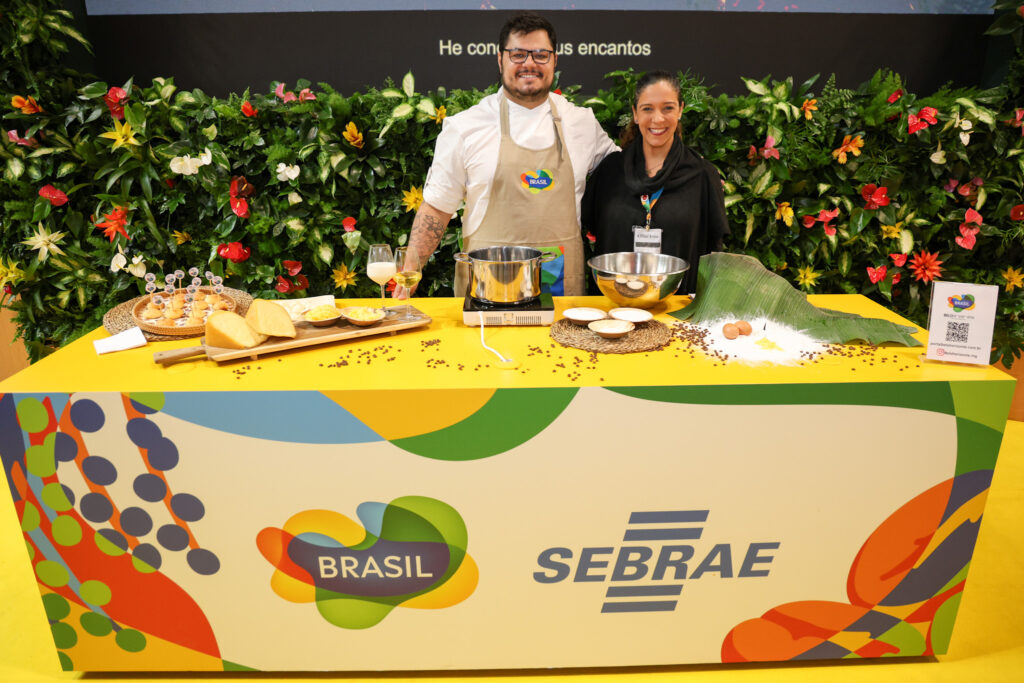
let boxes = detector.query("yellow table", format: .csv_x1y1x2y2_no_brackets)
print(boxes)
0,296,1015,672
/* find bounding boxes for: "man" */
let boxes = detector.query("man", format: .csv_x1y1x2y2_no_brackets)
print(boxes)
396,11,617,298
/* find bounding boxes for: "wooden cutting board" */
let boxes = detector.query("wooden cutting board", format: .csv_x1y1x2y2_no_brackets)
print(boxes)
153,305,431,365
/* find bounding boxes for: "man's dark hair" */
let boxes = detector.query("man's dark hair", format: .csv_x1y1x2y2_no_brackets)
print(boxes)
498,12,557,51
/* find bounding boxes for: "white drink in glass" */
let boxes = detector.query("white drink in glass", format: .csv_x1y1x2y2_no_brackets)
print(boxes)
367,262,397,285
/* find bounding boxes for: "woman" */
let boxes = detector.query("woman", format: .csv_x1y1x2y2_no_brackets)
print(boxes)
581,71,729,294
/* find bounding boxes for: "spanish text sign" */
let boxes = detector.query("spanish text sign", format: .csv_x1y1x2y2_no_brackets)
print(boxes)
926,281,998,365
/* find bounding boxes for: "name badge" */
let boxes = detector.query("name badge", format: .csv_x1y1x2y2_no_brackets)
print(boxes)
632,226,662,254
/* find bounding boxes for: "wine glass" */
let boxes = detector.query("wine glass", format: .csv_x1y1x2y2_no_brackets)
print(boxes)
367,244,396,313
393,247,422,320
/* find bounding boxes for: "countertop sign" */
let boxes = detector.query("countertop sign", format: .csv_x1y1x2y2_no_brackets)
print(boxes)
926,281,998,365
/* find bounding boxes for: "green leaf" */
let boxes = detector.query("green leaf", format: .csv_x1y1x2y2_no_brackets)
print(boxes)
416,99,437,117
79,81,108,99
900,229,914,254
318,243,334,265
202,124,217,140
124,103,146,130
742,78,769,96
723,194,743,208
743,211,755,246
839,251,851,276
752,168,774,197
6,158,25,180
849,207,872,235
672,253,920,346
379,88,403,98
391,102,414,119
402,71,416,98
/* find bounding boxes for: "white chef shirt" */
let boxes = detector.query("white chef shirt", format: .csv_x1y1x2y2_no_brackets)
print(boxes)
422,91,618,239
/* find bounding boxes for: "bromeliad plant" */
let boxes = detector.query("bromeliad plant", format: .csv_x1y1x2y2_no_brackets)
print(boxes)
2,1,1023,366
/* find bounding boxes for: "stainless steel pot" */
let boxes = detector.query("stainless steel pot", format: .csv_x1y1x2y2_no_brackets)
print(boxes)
454,246,557,304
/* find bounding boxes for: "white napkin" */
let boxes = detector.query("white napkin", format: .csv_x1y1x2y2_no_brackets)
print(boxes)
94,326,147,355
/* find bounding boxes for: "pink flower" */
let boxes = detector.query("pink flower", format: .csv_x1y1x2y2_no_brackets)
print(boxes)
274,82,297,103
964,207,982,225
1007,108,1024,136
955,224,979,250
38,184,68,206
342,216,357,232
943,178,959,192
297,88,317,102
867,265,887,284
890,253,907,267
7,129,37,147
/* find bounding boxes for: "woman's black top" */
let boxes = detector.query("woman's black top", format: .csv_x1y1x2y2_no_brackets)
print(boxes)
581,137,730,293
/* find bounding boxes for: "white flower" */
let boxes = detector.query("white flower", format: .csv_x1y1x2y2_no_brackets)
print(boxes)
110,249,127,273
929,142,946,165
199,147,212,165
276,162,300,182
170,155,202,175
127,254,147,278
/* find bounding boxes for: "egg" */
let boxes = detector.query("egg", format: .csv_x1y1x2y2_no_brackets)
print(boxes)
722,323,740,340
735,320,753,336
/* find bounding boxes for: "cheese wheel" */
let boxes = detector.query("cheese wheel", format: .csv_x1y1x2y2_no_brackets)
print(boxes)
245,299,297,338
205,311,267,349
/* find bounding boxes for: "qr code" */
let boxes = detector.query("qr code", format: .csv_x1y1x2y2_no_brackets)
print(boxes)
946,321,970,343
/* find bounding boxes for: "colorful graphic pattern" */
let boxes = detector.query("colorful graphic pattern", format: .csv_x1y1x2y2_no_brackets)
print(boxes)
520,169,554,194
256,497,477,629
0,392,221,671
722,470,989,661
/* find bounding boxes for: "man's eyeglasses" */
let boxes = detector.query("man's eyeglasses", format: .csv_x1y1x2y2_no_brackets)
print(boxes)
502,48,554,64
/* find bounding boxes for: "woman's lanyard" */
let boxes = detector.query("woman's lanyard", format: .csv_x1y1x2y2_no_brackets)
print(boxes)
634,187,664,254
640,187,664,230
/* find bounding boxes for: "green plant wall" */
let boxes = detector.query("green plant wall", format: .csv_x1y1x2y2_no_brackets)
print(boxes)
2,1,1022,365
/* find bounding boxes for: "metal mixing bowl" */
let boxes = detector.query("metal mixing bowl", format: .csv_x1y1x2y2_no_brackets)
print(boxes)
587,252,689,309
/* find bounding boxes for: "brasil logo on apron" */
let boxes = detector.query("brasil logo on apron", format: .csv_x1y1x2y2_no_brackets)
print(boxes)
520,169,555,194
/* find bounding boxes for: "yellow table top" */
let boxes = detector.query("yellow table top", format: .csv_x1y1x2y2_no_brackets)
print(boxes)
0,295,1014,393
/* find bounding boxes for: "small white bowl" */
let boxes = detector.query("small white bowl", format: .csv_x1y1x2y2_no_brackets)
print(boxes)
588,318,634,339
338,306,386,327
610,307,654,324
563,307,607,325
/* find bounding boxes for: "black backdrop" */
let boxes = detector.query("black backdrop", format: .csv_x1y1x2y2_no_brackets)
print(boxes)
76,9,1000,98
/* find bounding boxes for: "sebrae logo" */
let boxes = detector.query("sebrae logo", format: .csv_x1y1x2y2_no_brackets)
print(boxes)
947,294,976,312
256,495,477,629
521,169,555,194
534,510,779,613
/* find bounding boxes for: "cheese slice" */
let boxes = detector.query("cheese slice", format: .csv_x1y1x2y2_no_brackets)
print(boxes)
246,299,297,338
205,311,267,349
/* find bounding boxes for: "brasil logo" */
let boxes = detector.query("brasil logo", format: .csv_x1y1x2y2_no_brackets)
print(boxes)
947,294,976,312
256,496,477,629
521,169,554,194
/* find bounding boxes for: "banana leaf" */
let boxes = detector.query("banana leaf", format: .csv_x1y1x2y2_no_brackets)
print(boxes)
670,253,922,346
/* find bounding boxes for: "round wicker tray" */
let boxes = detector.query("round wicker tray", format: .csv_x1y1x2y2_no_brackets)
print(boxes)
549,318,672,354
103,287,252,341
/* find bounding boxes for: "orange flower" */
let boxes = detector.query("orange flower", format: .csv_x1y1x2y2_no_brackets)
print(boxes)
343,121,364,149
800,99,817,121
95,206,130,242
831,134,864,164
11,95,42,115
908,250,943,284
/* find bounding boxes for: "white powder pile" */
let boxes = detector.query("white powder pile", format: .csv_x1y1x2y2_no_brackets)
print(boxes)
700,317,828,365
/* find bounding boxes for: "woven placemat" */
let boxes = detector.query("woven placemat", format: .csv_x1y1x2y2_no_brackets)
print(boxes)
550,318,672,354
102,287,253,341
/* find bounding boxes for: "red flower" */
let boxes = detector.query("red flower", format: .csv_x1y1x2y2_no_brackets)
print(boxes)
760,136,780,160
801,214,817,229
297,88,316,102
586,231,596,244
867,265,887,284
892,272,901,285
907,106,938,135
94,206,129,242
229,176,254,218
889,253,907,267
963,207,983,225
282,259,302,276
943,178,959,192
275,273,308,294
342,216,357,232
217,242,251,263
908,250,943,283
887,89,903,104
103,86,128,120
554,88,562,95
38,184,68,206
1008,108,1024,136
241,100,258,117
386,278,396,293
1011,204,1024,221
955,224,979,250
861,184,890,210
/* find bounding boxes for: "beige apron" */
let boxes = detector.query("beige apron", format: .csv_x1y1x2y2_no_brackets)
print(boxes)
455,94,584,297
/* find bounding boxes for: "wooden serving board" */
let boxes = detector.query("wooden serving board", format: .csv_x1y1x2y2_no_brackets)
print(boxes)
153,305,431,365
